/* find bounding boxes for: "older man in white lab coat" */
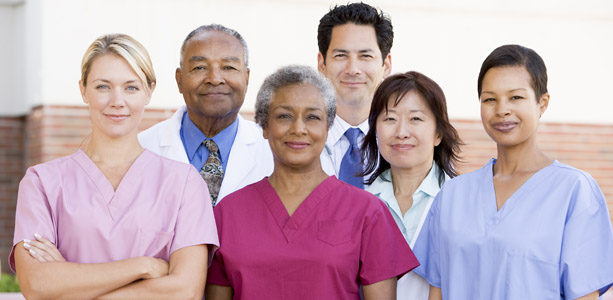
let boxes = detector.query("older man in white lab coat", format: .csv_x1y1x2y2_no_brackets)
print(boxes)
139,24,273,206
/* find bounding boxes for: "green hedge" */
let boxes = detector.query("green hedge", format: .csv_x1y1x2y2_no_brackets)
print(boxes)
0,273,20,293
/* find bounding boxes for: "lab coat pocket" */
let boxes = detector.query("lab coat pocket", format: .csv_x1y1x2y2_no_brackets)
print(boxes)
317,220,353,246
139,228,174,259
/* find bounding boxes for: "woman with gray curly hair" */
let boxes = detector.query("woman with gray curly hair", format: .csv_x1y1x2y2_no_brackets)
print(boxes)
206,65,418,300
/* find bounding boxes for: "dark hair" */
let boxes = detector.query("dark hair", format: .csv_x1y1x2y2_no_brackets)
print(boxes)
477,44,548,101
361,71,462,186
317,2,393,64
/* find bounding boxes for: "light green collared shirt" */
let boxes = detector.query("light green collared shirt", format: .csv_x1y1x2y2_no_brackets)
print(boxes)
367,162,445,245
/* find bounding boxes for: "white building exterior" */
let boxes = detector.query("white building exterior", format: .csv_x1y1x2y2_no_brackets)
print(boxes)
1,0,612,124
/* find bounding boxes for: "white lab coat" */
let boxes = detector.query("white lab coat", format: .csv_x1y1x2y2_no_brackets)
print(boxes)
367,166,443,300
320,144,337,177
138,105,274,203
399,199,434,300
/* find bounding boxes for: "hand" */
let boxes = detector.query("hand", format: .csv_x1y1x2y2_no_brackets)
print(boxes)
23,233,66,262
142,257,169,279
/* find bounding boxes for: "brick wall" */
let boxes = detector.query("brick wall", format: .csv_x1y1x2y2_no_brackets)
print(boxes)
453,120,613,220
1,105,612,273
24,105,175,167
0,117,25,274
0,105,174,273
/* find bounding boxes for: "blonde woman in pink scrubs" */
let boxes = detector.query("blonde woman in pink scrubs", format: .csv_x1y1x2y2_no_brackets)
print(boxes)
10,34,218,299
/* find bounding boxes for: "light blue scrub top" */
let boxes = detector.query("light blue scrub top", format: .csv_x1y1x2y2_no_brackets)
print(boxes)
413,159,613,300
367,163,443,245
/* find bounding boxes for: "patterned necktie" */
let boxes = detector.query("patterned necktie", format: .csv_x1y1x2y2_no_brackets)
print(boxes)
200,140,224,206
339,127,364,189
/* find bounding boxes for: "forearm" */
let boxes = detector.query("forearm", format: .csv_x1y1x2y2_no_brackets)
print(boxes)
16,244,154,300
96,272,202,300
428,285,442,300
363,277,397,300
205,284,233,300
96,245,208,300
575,291,599,300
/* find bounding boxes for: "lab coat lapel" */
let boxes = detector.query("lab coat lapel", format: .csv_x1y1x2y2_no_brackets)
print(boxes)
158,106,189,164
410,196,435,248
410,171,449,248
218,115,258,200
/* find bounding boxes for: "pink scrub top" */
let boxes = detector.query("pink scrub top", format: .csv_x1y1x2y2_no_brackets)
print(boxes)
208,176,418,300
10,149,219,271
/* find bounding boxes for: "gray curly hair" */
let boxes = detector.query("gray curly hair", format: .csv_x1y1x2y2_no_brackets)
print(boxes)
255,65,336,129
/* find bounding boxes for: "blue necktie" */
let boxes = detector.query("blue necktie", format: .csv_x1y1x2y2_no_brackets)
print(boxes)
339,127,363,188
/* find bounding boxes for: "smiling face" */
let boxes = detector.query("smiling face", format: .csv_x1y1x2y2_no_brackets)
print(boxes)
317,23,391,113
480,66,549,149
176,30,250,123
376,90,441,173
263,84,328,171
80,53,152,139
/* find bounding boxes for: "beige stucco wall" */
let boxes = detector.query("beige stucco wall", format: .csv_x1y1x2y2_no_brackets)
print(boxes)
1,0,612,124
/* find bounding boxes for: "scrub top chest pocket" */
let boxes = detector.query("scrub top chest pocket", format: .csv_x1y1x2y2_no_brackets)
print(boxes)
317,219,354,246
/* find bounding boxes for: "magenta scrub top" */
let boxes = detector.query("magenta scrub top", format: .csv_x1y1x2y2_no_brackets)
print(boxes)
10,149,219,271
208,176,418,300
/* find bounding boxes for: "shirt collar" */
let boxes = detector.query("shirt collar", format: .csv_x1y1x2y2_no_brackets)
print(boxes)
181,112,205,161
417,161,443,198
367,161,444,202
180,111,239,164
329,115,369,146
367,169,394,205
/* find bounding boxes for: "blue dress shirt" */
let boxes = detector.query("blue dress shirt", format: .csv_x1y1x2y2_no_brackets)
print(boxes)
180,111,238,172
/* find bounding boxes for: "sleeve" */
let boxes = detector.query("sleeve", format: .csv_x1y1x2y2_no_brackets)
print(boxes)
169,167,219,257
559,174,613,299
9,167,57,272
359,199,420,285
412,192,442,288
206,206,231,286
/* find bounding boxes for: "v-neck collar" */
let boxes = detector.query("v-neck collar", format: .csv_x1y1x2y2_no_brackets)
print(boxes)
481,158,556,230
72,149,152,219
257,176,336,242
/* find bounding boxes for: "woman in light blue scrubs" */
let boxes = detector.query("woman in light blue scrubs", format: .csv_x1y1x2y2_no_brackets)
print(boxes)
413,44,613,300
361,71,462,300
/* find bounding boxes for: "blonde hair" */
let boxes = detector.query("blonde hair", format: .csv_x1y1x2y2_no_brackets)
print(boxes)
81,33,156,93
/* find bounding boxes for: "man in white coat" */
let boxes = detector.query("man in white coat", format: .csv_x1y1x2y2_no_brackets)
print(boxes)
139,24,273,206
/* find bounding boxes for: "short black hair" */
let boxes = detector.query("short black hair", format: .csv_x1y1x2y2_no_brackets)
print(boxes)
478,44,548,101
317,2,393,64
